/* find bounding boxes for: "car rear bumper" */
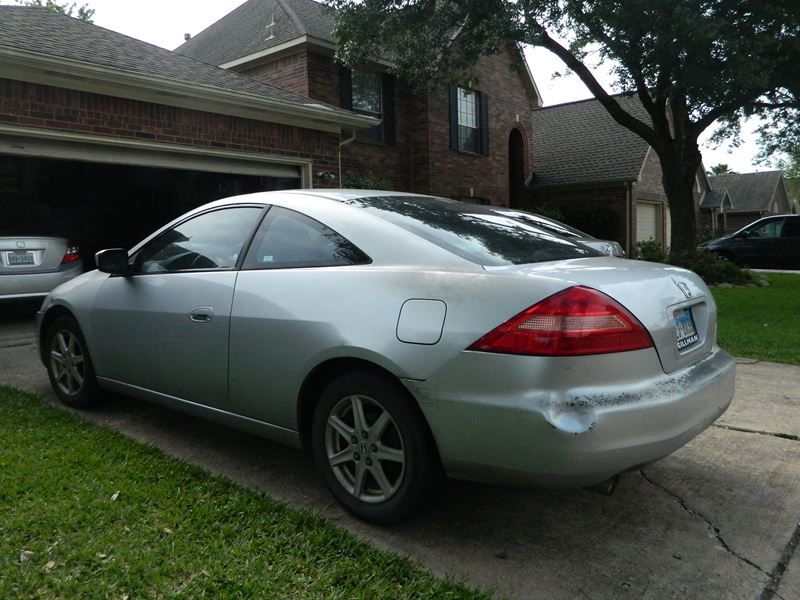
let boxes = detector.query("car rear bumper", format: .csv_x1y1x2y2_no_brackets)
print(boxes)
0,262,83,300
404,347,735,488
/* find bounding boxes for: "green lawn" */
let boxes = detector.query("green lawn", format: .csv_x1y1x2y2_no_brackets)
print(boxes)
712,273,800,365
0,386,492,600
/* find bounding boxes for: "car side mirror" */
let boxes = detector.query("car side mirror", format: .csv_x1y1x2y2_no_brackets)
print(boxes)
96,248,131,275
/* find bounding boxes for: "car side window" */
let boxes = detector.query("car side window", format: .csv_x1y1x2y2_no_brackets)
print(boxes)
747,219,783,239
242,206,370,270
135,207,263,273
783,218,800,237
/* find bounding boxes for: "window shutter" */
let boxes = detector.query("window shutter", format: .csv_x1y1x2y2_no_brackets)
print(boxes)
382,74,395,145
449,86,459,151
479,92,489,156
339,67,352,110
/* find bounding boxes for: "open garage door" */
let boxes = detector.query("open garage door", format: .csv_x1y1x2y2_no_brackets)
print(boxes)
0,130,307,266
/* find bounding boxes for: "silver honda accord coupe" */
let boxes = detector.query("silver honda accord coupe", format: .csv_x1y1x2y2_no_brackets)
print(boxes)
37,190,735,524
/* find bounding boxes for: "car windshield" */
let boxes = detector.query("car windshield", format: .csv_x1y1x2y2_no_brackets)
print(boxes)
343,196,599,266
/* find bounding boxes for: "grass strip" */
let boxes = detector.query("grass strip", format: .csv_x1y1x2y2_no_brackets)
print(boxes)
0,386,494,600
713,273,800,365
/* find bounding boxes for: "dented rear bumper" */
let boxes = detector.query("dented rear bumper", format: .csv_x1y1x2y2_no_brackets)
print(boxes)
403,347,735,488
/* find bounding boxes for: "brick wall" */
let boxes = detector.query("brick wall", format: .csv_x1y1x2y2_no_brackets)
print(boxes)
241,48,535,202
525,185,629,249
308,53,413,192
241,52,309,97
0,78,341,186
725,212,761,232
423,51,534,205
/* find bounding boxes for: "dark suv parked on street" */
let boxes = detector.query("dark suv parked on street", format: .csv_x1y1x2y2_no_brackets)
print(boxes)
700,215,800,269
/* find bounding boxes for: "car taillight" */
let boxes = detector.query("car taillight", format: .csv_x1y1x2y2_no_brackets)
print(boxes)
61,245,80,265
468,286,654,356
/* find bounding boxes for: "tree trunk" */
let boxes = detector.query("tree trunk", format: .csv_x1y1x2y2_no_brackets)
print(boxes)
656,143,703,256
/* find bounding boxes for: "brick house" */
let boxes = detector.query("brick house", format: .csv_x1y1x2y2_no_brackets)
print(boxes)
176,0,542,207
702,171,790,233
0,7,375,260
525,95,710,255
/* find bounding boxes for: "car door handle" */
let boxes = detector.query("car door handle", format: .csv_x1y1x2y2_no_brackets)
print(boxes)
189,307,214,323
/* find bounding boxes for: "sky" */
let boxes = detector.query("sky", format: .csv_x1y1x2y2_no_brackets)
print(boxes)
31,0,771,174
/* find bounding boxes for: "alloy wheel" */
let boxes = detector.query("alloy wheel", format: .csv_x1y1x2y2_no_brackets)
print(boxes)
324,394,406,504
50,329,86,397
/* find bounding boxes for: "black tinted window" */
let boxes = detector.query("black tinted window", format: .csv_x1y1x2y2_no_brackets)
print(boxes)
136,207,262,273
243,207,370,269
783,218,800,237
343,196,598,266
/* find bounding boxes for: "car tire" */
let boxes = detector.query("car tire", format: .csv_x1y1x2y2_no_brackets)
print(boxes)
312,370,438,525
45,315,102,408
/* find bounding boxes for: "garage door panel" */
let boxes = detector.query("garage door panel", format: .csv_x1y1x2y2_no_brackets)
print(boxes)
636,202,658,243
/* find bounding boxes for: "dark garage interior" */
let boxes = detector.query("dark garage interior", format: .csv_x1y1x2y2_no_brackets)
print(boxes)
0,155,300,267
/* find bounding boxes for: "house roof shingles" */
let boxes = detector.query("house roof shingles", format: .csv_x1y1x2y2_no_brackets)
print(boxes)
708,171,784,213
530,94,652,188
176,0,336,66
699,189,730,209
0,6,352,117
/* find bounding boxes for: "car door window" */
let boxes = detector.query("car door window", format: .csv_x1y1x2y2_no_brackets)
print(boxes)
135,207,263,273
242,206,370,269
782,218,800,237
746,219,783,239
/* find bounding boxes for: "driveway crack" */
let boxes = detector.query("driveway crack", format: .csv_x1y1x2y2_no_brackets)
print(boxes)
639,470,769,577
760,522,800,600
712,424,799,443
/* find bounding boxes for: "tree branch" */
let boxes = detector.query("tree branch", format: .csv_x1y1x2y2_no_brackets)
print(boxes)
529,26,658,147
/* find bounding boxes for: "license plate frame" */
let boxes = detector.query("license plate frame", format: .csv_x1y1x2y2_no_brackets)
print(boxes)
674,307,699,351
6,250,35,266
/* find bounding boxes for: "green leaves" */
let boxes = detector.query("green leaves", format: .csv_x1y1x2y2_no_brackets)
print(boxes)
13,0,94,23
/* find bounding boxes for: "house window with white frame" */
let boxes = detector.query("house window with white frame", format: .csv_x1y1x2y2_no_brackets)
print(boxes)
449,86,488,155
457,87,480,154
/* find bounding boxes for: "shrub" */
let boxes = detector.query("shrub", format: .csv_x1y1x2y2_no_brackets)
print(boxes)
341,174,392,190
633,241,755,286
531,203,567,223
634,239,668,263
669,251,756,286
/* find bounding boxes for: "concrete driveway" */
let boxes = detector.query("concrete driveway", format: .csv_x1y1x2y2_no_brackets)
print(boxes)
2,301,798,600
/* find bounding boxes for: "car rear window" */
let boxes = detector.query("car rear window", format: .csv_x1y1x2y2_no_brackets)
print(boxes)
343,196,599,266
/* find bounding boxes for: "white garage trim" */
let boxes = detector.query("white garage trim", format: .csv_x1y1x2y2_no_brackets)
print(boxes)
0,123,310,187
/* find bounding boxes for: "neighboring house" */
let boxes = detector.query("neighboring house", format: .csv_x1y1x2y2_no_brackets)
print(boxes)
696,188,733,234
525,94,709,254
704,171,791,233
0,7,374,259
176,0,542,206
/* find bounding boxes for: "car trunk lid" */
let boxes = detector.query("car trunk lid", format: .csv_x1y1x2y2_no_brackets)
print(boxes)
487,257,716,374
0,237,68,274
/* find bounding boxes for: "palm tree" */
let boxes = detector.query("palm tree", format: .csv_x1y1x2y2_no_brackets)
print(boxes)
708,163,735,176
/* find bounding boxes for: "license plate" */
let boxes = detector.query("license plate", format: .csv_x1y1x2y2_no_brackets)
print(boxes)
674,308,699,350
6,251,35,266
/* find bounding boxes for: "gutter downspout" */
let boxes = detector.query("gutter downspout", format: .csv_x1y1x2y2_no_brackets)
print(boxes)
338,129,357,187
625,182,633,256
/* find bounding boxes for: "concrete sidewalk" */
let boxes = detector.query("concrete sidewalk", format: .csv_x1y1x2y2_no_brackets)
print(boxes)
1,304,798,600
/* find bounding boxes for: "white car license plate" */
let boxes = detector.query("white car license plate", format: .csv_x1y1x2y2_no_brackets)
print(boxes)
7,251,35,266
674,308,699,350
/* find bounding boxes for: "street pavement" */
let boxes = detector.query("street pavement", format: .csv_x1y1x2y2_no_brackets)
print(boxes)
1,300,798,600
